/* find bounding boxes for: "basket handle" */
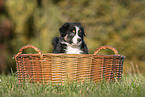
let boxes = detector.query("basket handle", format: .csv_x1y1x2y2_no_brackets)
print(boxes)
14,45,42,59
93,45,119,55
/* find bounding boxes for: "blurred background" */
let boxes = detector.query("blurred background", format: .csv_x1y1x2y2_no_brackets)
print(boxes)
0,0,145,75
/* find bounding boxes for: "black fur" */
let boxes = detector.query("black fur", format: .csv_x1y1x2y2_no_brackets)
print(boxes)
52,22,88,54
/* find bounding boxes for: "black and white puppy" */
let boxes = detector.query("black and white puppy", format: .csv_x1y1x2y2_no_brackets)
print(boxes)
52,22,88,54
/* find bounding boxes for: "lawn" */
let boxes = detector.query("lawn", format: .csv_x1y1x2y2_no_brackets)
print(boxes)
0,73,145,97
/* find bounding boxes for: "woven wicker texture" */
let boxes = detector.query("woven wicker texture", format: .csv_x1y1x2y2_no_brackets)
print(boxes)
92,46,124,82
15,45,125,84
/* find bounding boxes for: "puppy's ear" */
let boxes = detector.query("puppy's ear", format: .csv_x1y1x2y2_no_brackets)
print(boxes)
82,28,86,37
59,23,70,37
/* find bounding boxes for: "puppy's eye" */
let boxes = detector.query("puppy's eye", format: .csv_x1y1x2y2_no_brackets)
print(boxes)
73,30,75,33
78,30,82,33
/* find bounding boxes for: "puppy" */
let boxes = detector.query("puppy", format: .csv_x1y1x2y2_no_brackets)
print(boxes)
52,22,88,54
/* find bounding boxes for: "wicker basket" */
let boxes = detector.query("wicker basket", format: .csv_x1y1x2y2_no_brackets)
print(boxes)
14,45,125,84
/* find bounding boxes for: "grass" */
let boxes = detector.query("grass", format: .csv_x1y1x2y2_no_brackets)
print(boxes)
0,73,145,97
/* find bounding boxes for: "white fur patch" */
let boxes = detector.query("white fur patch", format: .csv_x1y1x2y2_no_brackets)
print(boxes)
72,26,81,44
60,41,83,54
66,45,83,54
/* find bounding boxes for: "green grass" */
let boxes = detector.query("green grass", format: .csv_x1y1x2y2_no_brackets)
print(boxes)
0,73,145,97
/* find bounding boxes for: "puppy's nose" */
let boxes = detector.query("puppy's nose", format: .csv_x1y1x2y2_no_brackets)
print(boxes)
77,38,81,42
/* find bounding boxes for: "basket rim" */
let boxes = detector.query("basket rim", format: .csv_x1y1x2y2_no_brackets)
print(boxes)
16,53,125,58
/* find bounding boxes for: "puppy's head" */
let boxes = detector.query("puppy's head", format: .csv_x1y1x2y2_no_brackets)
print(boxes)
59,22,86,45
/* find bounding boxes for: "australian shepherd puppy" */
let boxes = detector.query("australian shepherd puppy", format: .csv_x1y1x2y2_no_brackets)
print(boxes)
52,22,88,54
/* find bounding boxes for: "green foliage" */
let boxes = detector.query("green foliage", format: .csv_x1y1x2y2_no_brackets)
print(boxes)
0,0,145,74
5,0,66,53
0,74,145,97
